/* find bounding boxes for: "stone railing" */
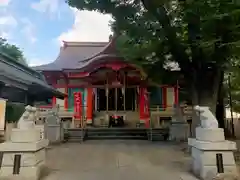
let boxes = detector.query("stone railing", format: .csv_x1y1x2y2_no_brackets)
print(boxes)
150,105,175,117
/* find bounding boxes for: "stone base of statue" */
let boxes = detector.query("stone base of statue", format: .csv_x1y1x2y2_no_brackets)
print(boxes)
45,113,63,144
188,106,238,179
0,128,49,180
169,121,189,141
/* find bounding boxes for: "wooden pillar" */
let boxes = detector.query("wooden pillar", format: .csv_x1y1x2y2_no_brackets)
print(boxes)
139,87,144,124
64,77,68,110
174,82,179,107
123,72,126,111
115,87,117,111
52,77,57,107
135,87,138,111
106,75,109,112
86,88,93,124
162,87,167,110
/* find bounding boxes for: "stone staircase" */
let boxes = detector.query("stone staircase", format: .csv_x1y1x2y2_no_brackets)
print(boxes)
85,128,148,140
147,128,170,141
63,127,170,142
63,128,86,142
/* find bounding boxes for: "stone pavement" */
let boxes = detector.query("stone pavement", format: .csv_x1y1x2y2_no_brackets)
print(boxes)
41,140,198,180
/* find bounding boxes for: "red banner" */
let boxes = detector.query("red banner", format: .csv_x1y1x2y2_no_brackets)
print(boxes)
139,87,150,128
74,92,82,119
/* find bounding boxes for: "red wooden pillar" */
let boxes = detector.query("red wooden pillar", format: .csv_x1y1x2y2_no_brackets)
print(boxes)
174,85,179,107
162,87,167,110
64,78,68,110
86,88,93,124
139,87,145,124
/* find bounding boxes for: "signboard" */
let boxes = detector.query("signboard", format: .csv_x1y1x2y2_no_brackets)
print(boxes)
0,98,7,131
74,92,82,119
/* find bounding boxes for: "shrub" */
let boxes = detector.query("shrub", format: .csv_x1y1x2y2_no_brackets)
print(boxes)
5,103,25,123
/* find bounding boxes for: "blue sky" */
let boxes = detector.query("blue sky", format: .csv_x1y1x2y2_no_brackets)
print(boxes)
0,0,112,66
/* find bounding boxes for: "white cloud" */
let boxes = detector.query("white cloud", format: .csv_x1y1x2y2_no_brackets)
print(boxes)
0,31,10,39
31,0,60,18
58,9,112,44
0,15,17,40
28,58,50,67
0,15,17,27
21,18,37,43
0,0,11,7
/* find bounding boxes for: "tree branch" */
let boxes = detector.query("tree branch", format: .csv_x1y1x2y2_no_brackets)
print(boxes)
141,0,190,73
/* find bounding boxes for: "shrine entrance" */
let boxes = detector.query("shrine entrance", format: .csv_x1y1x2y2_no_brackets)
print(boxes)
97,87,136,112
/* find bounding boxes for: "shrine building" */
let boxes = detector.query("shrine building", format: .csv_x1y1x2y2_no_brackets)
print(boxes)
34,37,179,128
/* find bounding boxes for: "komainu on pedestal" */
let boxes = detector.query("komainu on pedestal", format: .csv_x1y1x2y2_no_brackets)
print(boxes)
0,105,49,180
188,106,238,180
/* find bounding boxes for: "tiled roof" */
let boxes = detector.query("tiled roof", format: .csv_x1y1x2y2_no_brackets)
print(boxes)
0,52,66,99
33,41,110,71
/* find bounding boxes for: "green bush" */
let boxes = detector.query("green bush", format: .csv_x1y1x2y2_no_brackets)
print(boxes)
5,103,25,123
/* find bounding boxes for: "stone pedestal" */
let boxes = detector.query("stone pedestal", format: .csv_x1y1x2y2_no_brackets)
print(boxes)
45,115,62,143
188,127,237,179
169,122,189,141
0,128,49,180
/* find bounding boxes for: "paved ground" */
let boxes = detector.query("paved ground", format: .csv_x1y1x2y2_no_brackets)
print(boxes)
41,140,198,180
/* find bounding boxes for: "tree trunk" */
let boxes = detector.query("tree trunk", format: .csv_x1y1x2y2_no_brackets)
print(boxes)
190,69,222,137
216,72,225,129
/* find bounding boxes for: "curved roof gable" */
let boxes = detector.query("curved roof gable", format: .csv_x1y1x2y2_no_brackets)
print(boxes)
33,41,109,71
33,35,120,71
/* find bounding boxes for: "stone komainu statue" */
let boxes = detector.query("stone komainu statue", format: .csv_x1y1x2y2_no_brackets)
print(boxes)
17,105,37,129
194,105,219,129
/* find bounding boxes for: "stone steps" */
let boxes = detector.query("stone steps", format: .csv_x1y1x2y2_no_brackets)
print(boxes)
64,127,170,142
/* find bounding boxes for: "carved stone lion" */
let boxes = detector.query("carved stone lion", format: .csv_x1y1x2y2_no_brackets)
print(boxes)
194,105,219,129
17,105,37,129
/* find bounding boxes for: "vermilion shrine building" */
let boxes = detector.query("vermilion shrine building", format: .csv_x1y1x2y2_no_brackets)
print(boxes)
34,37,179,128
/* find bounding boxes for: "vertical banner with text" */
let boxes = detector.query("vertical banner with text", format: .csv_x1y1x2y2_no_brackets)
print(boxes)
0,98,6,130
74,92,82,119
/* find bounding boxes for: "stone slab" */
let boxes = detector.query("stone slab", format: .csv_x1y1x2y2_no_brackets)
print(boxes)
0,161,44,180
2,149,45,166
192,163,237,180
35,125,45,139
10,128,41,143
0,139,49,152
169,122,189,141
195,127,225,142
191,147,236,166
188,138,237,151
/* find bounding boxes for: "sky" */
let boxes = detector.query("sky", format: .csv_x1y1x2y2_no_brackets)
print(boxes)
0,0,112,66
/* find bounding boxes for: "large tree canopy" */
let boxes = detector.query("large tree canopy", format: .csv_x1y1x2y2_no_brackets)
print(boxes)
66,0,240,113
0,37,27,65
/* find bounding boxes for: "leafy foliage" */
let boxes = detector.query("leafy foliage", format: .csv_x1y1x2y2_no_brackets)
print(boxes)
0,38,27,65
66,0,240,109
5,103,25,123
225,66,240,113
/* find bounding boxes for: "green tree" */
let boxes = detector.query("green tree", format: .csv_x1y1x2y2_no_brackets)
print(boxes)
0,37,27,122
0,37,27,65
226,66,240,113
66,0,240,113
